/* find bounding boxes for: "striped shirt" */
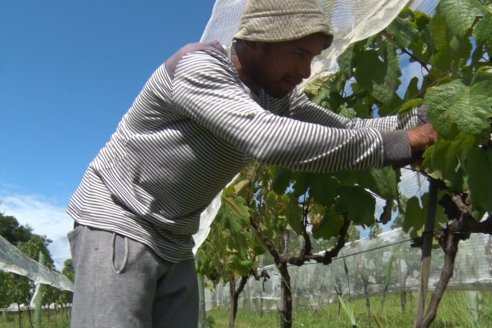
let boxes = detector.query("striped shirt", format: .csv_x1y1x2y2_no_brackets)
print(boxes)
67,40,424,263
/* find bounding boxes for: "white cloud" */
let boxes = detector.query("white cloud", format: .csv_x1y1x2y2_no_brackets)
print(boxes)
0,193,73,270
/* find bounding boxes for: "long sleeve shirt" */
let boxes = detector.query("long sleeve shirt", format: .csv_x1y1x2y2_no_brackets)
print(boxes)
67,40,425,263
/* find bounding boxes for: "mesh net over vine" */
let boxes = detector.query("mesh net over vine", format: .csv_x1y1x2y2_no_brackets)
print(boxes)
204,229,492,310
195,0,492,311
193,0,439,255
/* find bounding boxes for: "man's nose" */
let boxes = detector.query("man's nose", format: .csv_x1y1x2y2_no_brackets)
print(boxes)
299,60,312,79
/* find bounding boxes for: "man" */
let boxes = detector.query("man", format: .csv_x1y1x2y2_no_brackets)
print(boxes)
67,0,437,327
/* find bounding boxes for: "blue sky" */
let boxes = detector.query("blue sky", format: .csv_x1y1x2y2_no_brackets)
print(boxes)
0,0,216,268
0,0,436,270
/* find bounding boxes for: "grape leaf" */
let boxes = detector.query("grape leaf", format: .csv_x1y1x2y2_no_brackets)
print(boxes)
271,166,291,194
430,11,454,74
387,16,420,48
312,209,345,239
354,167,398,200
400,98,424,115
308,174,339,207
335,186,376,226
426,80,492,140
439,0,482,37
464,147,492,213
402,196,425,235
422,136,473,191
355,49,386,91
280,196,304,234
476,12,492,50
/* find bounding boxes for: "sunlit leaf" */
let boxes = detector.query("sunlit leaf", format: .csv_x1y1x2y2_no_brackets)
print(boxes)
426,80,492,140
476,12,492,50
439,0,482,37
400,98,424,114
234,179,250,194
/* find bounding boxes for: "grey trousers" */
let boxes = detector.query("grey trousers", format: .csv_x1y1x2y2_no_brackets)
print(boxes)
68,225,198,328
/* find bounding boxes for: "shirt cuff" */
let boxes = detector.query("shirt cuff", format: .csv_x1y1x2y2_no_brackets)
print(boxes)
381,131,411,166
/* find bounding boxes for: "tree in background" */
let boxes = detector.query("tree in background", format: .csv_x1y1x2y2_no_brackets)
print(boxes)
0,211,66,326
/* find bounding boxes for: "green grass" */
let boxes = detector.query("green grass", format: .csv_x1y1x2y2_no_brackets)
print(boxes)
3,291,492,327
206,291,492,328
0,308,70,328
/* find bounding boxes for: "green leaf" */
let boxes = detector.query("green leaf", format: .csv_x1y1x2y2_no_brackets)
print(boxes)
312,209,345,239
238,260,252,276
403,77,421,102
387,16,420,48
338,296,357,326
221,196,250,220
308,174,339,207
271,166,291,194
335,186,376,226
337,45,354,77
280,196,304,234
225,254,251,277
338,104,357,118
476,12,492,50
429,11,472,75
355,50,386,91
422,136,472,191
402,196,425,236
354,167,398,199
372,43,402,107
473,66,492,85
430,11,454,74
285,216,302,234
438,0,482,37
233,179,250,194
464,147,492,213
426,80,492,140
291,171,308,196
400,98,424,115
450,35,473,61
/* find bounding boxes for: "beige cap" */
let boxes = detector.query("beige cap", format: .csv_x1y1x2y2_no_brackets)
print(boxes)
234,0,333,48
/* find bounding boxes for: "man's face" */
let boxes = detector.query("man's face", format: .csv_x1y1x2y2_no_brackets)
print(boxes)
248,33,326,98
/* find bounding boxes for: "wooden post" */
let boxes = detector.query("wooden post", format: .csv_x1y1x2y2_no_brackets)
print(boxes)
197,273,207,328
34,251,45,328
414,179,438,328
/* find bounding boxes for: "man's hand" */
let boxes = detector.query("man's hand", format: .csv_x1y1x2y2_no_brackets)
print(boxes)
407,123,438,152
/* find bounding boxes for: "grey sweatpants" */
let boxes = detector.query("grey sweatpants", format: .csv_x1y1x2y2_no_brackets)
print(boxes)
68,225,198,328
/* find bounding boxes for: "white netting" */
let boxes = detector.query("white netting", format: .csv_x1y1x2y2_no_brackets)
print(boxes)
205,229,492,311
0,235,73,292
308,0,412,85
199,0,414,87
